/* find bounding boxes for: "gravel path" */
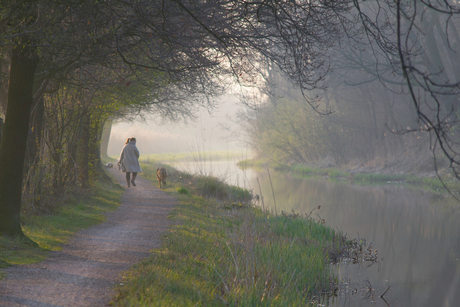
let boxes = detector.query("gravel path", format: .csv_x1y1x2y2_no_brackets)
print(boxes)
0,171,176,307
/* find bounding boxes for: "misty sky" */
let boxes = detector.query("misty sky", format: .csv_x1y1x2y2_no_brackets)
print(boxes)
108,95,250,157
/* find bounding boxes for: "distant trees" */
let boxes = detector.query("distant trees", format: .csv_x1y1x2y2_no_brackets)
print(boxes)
350,0,460,175
246,1,460,175
245,70,430,170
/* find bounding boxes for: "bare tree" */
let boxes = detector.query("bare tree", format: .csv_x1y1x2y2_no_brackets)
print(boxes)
350,0,460,180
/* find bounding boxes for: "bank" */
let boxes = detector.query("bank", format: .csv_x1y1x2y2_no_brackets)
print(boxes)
237,158,460,194
1,161,369,306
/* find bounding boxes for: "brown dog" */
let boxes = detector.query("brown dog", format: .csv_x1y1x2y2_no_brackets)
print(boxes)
156,167,167,188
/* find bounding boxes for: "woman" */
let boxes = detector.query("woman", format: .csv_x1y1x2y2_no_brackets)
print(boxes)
118,137,142,187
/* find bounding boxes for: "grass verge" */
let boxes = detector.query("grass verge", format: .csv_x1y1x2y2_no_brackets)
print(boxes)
112,163,352,306
0,175,123,273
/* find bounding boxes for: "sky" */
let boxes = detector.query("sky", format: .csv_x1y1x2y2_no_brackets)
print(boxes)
107,95,251,157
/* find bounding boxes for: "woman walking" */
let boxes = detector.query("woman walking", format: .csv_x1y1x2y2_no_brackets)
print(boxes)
118,137,142,187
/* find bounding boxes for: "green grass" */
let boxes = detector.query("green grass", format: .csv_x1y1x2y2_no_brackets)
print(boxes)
140,162,253,204
114,150,246,165
351,172,408,182
177,187,190,195
280,162,460,193
290,164,350,179
112,164,344,306
0,175,123,270
347,170,460,192
237,159,289,172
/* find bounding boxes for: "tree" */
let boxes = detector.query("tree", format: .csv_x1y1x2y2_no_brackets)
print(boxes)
0,39,38,237
0,0,351,237
351,0,460,179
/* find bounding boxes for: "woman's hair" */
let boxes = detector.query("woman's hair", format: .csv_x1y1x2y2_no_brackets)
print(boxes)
125,138,131,144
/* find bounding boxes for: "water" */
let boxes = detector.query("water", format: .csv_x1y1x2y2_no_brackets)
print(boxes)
171,160,460,306
171,158,255,190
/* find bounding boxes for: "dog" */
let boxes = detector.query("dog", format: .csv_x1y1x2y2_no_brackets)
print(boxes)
105,162,113,170
157,167,167,188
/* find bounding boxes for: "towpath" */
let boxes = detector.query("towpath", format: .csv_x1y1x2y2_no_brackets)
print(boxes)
0,170,175,307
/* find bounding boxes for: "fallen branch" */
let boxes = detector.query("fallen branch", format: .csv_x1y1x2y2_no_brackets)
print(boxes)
380,284,391,298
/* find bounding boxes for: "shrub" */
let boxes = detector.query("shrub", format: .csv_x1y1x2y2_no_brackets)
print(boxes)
228,185,252,203
176,187,190,195
194,175,229,200
327,169,342,178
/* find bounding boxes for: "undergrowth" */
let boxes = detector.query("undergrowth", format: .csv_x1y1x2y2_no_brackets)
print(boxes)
140,161,251,204
0,174,123,270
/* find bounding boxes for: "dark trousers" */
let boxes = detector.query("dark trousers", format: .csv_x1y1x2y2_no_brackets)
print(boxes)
126,172,137,184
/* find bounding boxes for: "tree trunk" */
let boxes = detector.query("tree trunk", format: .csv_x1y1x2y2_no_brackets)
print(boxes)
100,119,112,159
91,119,102,174
0,43,38,237
0,57,8,117
27,96,45,165
0,117,4,144
78,113,91,188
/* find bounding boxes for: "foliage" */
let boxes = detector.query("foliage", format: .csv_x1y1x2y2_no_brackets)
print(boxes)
21,85,121,215
1,0,354,236
176,187,190,195
193,175,230,200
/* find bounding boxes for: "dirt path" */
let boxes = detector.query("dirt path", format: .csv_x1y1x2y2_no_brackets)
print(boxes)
0,171,176,307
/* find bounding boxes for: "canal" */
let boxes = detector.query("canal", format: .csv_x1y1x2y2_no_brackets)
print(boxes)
171,159,460,306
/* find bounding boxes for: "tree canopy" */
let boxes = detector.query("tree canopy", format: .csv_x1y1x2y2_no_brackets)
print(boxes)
246,0,460,179
3,0,459,238
0,0,351,237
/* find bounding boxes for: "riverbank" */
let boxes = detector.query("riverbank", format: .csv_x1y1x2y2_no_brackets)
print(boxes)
112,161,373,306
238,158,460,194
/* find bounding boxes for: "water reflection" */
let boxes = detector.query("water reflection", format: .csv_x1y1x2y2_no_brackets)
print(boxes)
172,160,460,306
254,172,460,306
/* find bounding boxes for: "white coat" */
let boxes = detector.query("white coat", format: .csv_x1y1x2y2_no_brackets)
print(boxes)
118,141,142,173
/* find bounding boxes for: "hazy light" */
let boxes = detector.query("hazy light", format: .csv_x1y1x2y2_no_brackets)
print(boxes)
108,95,248,156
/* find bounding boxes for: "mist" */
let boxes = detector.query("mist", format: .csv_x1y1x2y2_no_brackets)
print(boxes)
107,95,249,157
